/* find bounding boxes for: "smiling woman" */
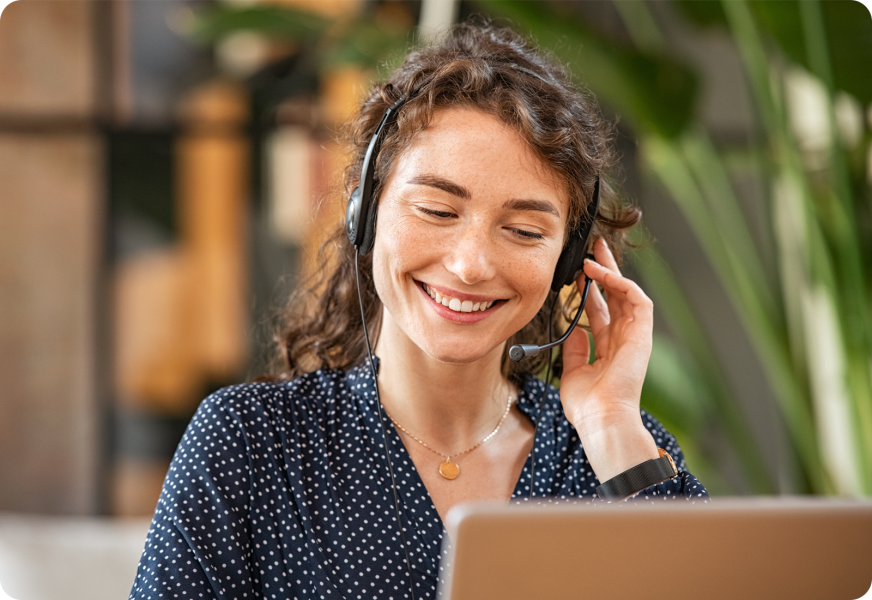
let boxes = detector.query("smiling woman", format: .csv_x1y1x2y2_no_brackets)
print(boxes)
130,18,708,600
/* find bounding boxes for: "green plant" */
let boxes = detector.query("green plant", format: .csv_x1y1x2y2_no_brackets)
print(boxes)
187,4,413,72
480,0,872,495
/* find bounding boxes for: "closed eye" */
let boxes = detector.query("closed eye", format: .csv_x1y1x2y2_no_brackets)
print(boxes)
415,207,457,219
416,206,543,239
509,228,544,240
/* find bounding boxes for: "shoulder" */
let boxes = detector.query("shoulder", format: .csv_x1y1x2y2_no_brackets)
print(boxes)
198,369,352,415
169,368,359,478
185,368,363,440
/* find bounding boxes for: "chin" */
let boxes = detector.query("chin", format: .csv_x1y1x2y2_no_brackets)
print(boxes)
417,333,506,366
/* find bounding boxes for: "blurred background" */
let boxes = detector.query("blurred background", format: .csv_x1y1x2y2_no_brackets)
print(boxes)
0,0,870,598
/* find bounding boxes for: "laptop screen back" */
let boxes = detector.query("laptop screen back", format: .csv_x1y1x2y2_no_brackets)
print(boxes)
439,498,872,600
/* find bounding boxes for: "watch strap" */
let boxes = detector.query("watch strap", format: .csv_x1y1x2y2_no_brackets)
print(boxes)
596,449,678,500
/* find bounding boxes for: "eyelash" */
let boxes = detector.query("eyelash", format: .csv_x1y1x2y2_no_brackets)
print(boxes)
415,207,544,240
417,207,456,219
511,228,544,240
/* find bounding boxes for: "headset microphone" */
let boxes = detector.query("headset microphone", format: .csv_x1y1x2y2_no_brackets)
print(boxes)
508,273,593,361
509,176,600,362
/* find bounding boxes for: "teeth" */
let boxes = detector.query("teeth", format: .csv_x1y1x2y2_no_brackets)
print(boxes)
422,283,495,313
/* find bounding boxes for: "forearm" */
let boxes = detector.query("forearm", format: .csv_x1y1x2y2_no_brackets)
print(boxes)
572,409,660,483
578,409,710,502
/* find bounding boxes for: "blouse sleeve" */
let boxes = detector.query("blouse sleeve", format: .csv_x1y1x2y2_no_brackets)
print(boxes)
129,390,257,599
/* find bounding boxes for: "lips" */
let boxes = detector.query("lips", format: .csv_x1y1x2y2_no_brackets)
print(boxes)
420,282,499,313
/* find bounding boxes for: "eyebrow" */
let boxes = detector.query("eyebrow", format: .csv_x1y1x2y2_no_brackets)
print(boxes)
407,174,472,199
502,198,560,218
407,174,560,217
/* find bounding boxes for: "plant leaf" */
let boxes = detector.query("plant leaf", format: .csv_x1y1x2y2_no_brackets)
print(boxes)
476,0,699,138
187,5,330,45
674,0,872,104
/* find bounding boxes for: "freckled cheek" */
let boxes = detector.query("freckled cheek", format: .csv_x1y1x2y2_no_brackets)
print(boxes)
509,253,555,312
372,218,436,299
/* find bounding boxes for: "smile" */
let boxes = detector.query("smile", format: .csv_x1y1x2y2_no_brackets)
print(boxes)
420,282,497,313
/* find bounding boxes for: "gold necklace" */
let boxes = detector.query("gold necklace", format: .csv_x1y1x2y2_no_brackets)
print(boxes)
383,394,515,480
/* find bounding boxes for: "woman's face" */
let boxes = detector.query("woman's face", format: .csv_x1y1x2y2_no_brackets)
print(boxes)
372,107,569,364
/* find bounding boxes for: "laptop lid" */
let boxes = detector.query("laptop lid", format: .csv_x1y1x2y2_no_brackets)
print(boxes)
439,498,872,600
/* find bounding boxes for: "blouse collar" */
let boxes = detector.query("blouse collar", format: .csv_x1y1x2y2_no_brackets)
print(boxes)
346,356,561,425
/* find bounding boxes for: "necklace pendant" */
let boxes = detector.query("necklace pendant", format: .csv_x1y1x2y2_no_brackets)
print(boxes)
439,459,460,480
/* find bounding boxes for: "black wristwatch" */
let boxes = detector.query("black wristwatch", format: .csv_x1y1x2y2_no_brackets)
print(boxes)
595,448,679,500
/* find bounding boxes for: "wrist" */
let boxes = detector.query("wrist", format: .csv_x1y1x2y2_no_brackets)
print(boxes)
596,448,679,500
570,404,641,440
573,412,659,483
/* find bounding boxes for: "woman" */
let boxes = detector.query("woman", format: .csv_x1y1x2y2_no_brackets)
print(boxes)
131,20,707,600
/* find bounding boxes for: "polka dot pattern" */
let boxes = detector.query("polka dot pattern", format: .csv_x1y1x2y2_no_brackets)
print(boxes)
130,361,708,599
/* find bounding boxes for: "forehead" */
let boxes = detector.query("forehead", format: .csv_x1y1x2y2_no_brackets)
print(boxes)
391,107,569,216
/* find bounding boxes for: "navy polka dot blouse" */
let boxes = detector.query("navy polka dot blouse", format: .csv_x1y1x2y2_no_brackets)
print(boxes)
130,360,708,599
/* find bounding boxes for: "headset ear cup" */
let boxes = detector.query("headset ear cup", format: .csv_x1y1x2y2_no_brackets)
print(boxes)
346,187,363,247
550,176,600,291
359,196,379,255
550,232,585,292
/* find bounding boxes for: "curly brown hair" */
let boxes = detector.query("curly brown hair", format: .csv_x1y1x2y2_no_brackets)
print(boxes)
270,18,641,383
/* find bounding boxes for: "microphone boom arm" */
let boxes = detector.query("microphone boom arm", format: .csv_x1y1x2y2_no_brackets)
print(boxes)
509,274,593,362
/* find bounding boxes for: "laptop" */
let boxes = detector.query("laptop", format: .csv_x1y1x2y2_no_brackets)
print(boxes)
439,498,872,600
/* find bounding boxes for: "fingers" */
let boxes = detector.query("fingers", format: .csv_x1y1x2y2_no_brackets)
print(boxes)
584,259,652,321
593,237,621,276
581,239,654,335
591,238,626,321
582,275,610,355
561,240,655,405
562,324,592,372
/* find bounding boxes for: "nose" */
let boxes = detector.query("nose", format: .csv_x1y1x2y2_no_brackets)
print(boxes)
443,221,497,285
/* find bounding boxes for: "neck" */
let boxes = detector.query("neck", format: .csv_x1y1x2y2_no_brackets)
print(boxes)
372,308,514,453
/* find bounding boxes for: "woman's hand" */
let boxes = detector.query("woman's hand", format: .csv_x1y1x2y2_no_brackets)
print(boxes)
558,238,659,483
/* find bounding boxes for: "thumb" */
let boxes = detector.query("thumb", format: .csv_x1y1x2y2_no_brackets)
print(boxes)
562,319,592,373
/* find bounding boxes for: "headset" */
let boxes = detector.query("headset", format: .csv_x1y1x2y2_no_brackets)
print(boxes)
347,89,600,600
347,92,601,356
